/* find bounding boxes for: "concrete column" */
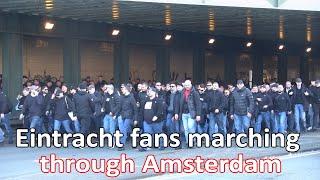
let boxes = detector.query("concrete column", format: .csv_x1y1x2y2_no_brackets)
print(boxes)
114,28,129,86
155,46,170,83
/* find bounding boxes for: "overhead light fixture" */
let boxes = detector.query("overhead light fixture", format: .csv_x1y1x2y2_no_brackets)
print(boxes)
306,47,312,53
208,38,215,44
246,41,252,47
44,22,54,30
112,29,120,36
278,44,285,50
164,34,172,41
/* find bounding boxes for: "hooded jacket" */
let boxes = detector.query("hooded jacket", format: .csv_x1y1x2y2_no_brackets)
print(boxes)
73,91,94,118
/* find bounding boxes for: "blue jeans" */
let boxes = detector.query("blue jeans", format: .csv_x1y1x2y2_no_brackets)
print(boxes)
255,111,271,133
103,114,117,134
270,111,277,133
72,120,81,133
234,114,250,134
143,121,164,148
28,116,42,141
118,117,132,146
166,113,180,134
181,113,196,144
294,104,306,132
54,120,72,133
275,112,287,133
0,127,4,143
208,112,226,135
1,114,13,143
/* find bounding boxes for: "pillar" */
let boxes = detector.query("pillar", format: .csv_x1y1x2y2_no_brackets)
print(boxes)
277,52,288,84
155,47,170,83
252,50,264,85
192,35,205,84
114,28,129,86
2,14,23,112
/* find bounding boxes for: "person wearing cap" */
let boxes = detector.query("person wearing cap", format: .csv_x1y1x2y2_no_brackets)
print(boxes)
102,84,121,135
73,82,95,135
46,88,73,133
310,80,320,130
174,79,201,147
0,89,13,144
118,84,138,151
207,81,225,136
291,78,312,133
274,84,292,133
20,85,45,140
254,85,273,133
139,87,166,151
230,80,254,134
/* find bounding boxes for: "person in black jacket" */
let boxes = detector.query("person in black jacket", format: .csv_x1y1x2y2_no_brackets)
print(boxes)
136,82,149,130
291,78,312,133
206,81,225,136
20,86,45,139
274,85,292,133
40,86,53,133
46,89,73,133
73,82,94,135
310,80,320,130
102,84,121,134
230,80,254,134
118,84,138,151
254,85,273,133
16,87,30,129
197,84,208,134
174,80,201,147
165,82,181,137
88,85,103,133
0,90,13,144
285,81,295,132
139,87,166,151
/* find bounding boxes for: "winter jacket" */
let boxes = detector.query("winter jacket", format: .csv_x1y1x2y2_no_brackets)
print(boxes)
22,95,45,117
89,92,103,117
143,97,165,124
102,91,121,117
120,94,138,121
256,92,273,113
291,85,312,111
0,91,12,114
230,87,254,116
274,92,291,113
73,91,94,118
310,86,320,104
206,90,224,113
175,88,201,119
47,96,73,121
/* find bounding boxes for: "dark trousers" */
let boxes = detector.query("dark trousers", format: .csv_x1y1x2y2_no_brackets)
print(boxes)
80,116,92,135
313,103,320,128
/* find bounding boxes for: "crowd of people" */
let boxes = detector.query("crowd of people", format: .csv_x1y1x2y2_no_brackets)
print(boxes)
1,75,320,151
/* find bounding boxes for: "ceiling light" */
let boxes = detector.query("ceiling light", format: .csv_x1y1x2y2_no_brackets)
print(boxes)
278,44,284,50
44,22,54,30
112,29,120,36
164,34,172,40
306,47,312,53
208,38,215,44
246,42,252,47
